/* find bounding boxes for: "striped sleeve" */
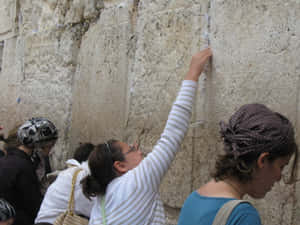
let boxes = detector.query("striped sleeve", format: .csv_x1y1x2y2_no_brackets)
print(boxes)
131,80,198,191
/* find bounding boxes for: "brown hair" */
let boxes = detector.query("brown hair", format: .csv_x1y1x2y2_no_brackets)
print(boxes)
81,139,125,198
0,124,21,150
73,143,95,163
213,103,298,184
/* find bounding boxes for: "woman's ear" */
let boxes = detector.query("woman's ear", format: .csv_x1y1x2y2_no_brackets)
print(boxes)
257,152,270,169
113,161,128,175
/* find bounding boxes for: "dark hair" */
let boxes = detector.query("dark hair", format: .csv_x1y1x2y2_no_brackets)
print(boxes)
0,125,21,150
0,198,16,221
73,143,95,163
81,139,125,198
213,103,298,184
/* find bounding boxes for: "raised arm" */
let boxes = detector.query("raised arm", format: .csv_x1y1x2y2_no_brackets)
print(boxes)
131,48,212,191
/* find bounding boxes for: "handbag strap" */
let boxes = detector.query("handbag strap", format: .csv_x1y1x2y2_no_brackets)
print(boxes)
67,168,82,214
101,196,107,225
212,200,251,225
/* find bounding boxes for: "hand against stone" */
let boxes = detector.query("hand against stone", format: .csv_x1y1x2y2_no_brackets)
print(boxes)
0,126,3,130
185,48,212,82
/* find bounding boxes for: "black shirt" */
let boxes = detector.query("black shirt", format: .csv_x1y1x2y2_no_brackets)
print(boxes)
0,150,4,158
0,147,42,225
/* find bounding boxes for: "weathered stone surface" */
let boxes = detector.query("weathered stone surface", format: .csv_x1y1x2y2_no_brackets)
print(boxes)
0,0,300,224
139,0,209,14
0,0,103,169
0,41,3,71
210,0,300,122
0,38,21,131
65,0,102,24
69,0,134,154
293,181,300,225
0,0,17,40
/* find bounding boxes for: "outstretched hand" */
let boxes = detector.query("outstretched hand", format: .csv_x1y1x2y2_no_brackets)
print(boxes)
185,48,212,82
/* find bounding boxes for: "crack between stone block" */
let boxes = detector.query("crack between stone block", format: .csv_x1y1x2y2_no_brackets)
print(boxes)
63,3,104,152
130,0,140,32
207,0,211,46
191,0,213,193
123,0,141,137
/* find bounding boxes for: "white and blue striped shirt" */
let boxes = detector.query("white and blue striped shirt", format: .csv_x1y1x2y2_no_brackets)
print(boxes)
89,80,198,225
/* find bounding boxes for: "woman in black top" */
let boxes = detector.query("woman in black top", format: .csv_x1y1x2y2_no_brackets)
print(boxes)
0,118,58,225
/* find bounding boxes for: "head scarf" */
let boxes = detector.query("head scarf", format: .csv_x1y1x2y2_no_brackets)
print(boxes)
220,103,295,159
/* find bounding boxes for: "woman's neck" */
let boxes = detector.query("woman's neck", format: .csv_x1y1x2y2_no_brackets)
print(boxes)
197,179,246,199
18,145,33,156
222,178,246,199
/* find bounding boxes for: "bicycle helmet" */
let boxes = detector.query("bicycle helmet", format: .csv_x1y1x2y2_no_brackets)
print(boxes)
17,117,58,148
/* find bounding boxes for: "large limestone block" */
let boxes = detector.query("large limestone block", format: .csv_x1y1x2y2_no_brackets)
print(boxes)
0,38,23,136
23,35,62,79
13,0,93,168
69,0,135,153
126,3,210,208
1,38,21,83
19,33,73,124
0,0,17,40
210,0,300,122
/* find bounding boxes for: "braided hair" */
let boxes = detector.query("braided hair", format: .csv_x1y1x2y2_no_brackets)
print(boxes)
213,103,298,183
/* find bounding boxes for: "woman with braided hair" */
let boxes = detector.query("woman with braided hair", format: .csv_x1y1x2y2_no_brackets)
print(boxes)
178,103,298,225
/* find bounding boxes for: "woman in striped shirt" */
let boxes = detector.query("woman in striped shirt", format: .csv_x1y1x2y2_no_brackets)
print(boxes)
82,48,212,225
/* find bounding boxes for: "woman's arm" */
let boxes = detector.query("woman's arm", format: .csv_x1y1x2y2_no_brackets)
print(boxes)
130,49,212,191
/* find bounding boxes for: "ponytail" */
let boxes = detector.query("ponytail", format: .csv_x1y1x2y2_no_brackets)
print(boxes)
81,175,104,199
81,139,124,198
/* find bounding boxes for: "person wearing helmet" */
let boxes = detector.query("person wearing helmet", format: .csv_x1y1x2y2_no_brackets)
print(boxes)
0,118,58,225
0,199,16,225
18,118,58,195
0,123,53,195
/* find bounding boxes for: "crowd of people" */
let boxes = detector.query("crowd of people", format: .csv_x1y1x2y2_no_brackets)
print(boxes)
0,48,298,225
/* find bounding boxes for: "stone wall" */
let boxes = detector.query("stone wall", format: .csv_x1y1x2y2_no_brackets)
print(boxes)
0,0,299,224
